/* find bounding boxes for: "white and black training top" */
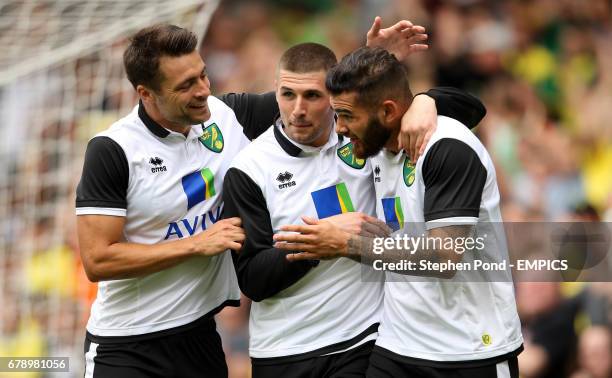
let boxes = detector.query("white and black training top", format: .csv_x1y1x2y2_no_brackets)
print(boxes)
76,93,277,342
372,115,524,367
224,122,383,361
222,88,487,363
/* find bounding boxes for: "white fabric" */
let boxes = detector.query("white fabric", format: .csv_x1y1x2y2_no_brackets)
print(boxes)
84,341,98,378
231,126,384,358
496,360,511,378
79,96,245,336
372,116,523,362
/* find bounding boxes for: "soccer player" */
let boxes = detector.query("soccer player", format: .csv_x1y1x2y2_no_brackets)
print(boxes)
222,43,487,377
76,25,270,378
76,22,444,378
276,47,523,378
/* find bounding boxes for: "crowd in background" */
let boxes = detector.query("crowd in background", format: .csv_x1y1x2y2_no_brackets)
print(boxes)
203,1,612,377
1,1,611,377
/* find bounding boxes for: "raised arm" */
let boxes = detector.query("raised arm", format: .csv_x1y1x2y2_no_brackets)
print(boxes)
365,17,486,160
422,87,486,129
400,88,487,162
219,17,432,142
366,16,428,61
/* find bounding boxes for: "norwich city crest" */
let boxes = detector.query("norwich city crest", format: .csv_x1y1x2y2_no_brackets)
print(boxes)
337,143,365,169
403,156,416,187
199,123,224,153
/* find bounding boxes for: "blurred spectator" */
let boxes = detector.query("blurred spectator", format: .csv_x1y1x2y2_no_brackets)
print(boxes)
582,283,612,328
218,296,252,378
516,281,582,378
0,292,47,378
571,326,612,378
2,1,611,377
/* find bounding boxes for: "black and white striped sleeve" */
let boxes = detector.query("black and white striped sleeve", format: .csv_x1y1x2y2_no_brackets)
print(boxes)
75,136,128,217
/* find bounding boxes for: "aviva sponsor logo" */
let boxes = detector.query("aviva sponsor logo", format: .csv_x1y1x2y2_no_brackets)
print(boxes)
381,197,405,231
403,156,416,187
337,143,365,169
199,123,224,153
311,183,355,219
164,206,223,240
181,168,216,210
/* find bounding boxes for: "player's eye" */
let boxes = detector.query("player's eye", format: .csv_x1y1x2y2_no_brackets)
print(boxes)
282,91,294,98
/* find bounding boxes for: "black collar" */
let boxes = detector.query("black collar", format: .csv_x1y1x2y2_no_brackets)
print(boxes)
138,101,170,138
273,118,302,157
272,117,344,157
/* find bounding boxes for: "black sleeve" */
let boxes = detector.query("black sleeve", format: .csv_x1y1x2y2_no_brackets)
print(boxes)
219,92,278,140
423,139,487,222
422,87,487,129
76,136,129,209
223,167,315,302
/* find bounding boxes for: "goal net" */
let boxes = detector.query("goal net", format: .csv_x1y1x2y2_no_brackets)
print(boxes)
0,0,219,375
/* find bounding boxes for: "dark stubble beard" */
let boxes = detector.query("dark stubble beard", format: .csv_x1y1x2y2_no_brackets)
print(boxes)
353,115,392,159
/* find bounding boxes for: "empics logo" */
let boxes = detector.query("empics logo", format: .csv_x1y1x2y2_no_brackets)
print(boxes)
181,168,216,210
381,197,405,231
276,171,296,189
311,183,355,219
149,156,167,173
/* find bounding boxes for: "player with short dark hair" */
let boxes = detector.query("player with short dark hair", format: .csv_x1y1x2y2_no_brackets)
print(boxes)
326,46,413,159
276,47,523,378
223,42,489,378
278,42,338,74
77,23,280,378
76,21,455,378
123,24,198,91
322,45,412,112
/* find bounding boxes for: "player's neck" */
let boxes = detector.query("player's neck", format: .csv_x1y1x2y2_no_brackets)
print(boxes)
142,102,191,137
384,126,401,154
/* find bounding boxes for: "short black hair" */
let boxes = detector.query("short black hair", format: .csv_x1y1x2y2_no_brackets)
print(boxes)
326,47,412,109
123,24,198,90
279,42,337,74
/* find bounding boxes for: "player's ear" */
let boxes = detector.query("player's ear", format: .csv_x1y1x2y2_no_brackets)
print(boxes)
137,85,154,103
380,100,402,125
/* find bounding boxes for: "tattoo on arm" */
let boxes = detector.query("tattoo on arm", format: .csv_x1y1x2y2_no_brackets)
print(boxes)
346,225,475,278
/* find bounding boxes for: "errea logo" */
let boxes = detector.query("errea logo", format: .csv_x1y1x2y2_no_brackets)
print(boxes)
276,171,296,189
149,156,167,173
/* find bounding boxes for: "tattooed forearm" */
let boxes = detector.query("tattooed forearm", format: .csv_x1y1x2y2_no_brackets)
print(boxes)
346,225,476,278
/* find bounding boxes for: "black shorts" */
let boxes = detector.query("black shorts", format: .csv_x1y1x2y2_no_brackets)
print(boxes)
252,340,375,378
366,347,520,378
83,317,227,378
